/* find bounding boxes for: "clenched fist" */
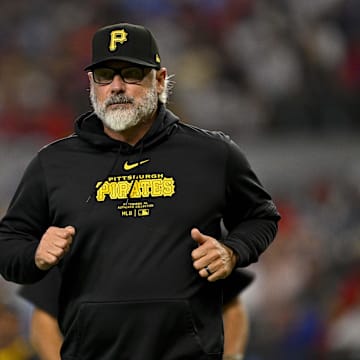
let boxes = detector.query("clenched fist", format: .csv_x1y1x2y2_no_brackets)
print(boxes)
35,226,76,270
191,228,238,282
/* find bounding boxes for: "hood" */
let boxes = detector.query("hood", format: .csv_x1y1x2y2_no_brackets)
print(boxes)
74,103,179,153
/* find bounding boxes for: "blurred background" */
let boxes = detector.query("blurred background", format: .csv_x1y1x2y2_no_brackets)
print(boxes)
0,0,359,359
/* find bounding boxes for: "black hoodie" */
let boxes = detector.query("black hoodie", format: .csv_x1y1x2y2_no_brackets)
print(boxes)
0,104,280,360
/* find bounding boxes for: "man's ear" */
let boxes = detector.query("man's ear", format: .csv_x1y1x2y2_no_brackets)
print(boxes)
156,67,167,94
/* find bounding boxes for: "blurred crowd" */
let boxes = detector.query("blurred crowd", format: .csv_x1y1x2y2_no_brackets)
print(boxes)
0,0,359,359
0,0,359,140
244,175,360,359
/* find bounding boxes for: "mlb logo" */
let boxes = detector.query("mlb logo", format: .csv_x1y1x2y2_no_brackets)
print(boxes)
137,209,150,216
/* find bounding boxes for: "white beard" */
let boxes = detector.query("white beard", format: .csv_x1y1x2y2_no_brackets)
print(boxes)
90,82,158,132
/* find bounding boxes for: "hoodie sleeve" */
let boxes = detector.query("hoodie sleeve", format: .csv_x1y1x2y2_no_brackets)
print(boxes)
222,139,280,267
0,155,50,284
18,267,61,317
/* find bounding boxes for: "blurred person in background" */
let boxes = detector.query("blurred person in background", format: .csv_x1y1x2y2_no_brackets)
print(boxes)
0,302,33,360
18,268,254,360
325,264,360,359
0,22,280,359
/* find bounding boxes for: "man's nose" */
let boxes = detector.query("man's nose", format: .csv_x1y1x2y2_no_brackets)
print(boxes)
110,74,126,92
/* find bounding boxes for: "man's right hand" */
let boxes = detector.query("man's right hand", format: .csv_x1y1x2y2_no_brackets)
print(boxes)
35,226,75,270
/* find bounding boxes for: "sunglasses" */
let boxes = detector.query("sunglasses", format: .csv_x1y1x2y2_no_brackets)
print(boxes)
92,66,151,85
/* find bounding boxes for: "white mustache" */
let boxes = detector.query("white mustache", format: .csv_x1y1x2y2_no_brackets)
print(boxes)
105,95,134,107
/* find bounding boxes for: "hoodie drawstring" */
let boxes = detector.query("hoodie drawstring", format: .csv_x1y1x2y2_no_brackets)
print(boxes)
85,145,123,203
125,141,144,205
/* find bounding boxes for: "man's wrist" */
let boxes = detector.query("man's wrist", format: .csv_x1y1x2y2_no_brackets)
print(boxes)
223,354,244,360
223,244,239,266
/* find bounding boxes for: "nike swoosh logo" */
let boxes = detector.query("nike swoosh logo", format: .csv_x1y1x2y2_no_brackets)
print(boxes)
123,159,150,171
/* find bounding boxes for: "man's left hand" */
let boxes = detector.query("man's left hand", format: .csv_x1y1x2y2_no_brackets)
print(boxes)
191,228,238,282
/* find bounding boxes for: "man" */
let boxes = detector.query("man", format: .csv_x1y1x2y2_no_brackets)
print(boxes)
19,268,254,360
0,22,280,359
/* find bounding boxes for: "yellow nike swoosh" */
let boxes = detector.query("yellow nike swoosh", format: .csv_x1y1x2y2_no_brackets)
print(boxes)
123,159,150,171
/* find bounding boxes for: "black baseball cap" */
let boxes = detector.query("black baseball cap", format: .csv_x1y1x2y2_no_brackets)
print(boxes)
85,23,161,70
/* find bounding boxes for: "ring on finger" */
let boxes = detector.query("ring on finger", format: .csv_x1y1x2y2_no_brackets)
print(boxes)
204,265,212,276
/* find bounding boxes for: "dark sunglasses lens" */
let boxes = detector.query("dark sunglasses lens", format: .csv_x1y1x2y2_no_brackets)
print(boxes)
121,67,145,83
93,68,115,84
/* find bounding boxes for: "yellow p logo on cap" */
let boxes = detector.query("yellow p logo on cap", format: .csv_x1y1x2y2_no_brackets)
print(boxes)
109,29,128,51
